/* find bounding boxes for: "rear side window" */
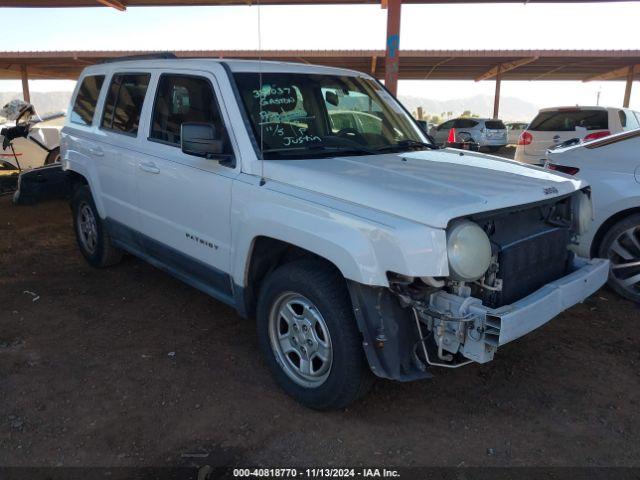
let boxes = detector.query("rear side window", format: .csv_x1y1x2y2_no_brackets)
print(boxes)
149,74,231,154
70,75,105,126
101,73,150,135
484,120,506,130
619,110,627,128
620,110,640,131
529,110,608,132
455,119,479,128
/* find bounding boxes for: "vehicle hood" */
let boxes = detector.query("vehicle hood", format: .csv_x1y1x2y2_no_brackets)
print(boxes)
262,149,585,228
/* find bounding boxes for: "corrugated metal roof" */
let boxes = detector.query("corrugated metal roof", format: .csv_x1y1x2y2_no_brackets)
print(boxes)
2,49,639,81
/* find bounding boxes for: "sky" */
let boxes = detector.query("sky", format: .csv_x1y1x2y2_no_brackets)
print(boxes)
1,1,639,115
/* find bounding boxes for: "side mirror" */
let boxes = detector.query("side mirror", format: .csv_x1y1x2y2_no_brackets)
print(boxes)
325,90,340,107
181,122,227,160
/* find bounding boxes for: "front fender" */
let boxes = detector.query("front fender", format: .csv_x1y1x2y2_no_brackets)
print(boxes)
230,177,448,287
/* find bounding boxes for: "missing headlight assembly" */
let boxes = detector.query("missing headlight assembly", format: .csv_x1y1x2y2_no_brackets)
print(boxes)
383,191,595,370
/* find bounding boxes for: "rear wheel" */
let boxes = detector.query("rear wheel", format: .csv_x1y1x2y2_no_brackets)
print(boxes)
598,214,640,303
71,185,123,268
256,259,373,410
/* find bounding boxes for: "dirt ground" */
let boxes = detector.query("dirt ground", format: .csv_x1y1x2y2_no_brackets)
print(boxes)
1,194,639,469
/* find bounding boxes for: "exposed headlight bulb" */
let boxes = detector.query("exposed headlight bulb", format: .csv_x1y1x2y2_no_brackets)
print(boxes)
446,220,492,282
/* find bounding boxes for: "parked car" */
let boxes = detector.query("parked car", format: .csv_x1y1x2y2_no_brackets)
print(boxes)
0,111,64,170
505,121,528,145
429,118,507,152
61,57,607,410
546,128,640,302
515,106,640,165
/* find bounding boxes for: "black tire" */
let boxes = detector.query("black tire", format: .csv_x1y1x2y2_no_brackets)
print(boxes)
44,147,60,165
256,259,374,410
598,213,640,303
485,146,503,153
71,185,123,268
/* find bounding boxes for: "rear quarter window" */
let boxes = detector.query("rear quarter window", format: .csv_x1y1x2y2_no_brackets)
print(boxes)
70,75,105,126
529,110,608,132
620,110,640,131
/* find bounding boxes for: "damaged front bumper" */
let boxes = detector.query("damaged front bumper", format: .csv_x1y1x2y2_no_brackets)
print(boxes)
348,256,608,381
425,256,609,364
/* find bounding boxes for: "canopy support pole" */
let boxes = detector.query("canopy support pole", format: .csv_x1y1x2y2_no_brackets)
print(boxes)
624,65,635,108
384,0,401,96
21,65,31,103
493,64,502,119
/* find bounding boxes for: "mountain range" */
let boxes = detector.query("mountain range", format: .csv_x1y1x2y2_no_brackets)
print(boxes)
398,94,539,122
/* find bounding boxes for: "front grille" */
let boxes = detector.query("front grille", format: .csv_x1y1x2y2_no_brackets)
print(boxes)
468,194,576,309
483,226,571,308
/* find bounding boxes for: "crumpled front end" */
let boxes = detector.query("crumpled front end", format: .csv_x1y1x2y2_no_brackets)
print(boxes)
348,190,609,380
413,256,608,366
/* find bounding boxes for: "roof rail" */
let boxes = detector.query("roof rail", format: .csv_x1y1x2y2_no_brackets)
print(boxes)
101,52,177,63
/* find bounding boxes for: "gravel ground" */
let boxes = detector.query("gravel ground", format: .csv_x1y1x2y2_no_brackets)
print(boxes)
1,192,639,469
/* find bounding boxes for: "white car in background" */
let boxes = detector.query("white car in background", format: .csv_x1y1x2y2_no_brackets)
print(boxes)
515,106,640,165
547,129,640,302
0,112,64,170
429,118,507,152
505,121,528,145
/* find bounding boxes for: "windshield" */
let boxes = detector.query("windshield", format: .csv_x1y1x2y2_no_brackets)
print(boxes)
233,72,428,159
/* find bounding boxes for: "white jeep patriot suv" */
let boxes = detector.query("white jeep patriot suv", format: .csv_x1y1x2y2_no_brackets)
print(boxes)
61,56,608,410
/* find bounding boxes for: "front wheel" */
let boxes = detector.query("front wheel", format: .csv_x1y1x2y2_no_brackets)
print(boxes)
598,214,640,303
256,260,373,410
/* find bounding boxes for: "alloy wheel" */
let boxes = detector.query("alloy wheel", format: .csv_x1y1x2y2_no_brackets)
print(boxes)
77,202,98,255
268,292,333,388
608,226,640,297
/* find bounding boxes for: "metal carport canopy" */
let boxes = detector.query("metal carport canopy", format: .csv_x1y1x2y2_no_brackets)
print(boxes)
4,49,639,114
2,0,638,114
2,0,636,91
2,49,638,81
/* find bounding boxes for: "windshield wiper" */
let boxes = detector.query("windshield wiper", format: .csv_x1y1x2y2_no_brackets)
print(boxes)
375,139,441,153
262,144,377,158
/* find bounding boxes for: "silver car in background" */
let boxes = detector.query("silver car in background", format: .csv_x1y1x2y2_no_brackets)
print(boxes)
429,117,508,152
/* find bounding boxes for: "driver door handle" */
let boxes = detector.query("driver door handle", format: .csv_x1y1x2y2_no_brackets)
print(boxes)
139,161,160,174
